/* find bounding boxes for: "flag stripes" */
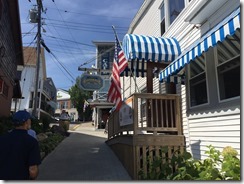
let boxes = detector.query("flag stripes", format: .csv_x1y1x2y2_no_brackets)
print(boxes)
107,34,128,111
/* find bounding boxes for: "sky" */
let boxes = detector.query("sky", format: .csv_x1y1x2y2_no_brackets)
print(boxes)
18,0,144,90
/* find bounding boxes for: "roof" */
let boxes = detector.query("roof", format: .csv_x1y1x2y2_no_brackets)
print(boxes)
57,89,70,100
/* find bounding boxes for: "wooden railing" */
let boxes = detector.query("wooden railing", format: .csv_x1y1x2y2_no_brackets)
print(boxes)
106,93,185,179
108,93,182,138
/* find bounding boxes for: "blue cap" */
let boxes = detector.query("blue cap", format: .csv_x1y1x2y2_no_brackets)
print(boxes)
12,110,31,125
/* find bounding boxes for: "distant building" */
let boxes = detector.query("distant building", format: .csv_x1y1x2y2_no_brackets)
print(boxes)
55,89,78,122
0,0,24,117
11,47,57,119
89,41,115,129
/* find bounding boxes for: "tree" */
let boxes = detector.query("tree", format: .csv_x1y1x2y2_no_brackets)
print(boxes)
68,76,93,121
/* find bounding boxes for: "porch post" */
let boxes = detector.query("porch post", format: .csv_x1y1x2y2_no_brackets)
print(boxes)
147,62,153,93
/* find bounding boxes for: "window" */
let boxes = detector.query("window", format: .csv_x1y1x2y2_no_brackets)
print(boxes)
188,54,208,107
216,35,240,101
169,0,185,23
187,30,240,111
63,101,68,109
160,0,185,36
160,3,166,35
57,102,60,109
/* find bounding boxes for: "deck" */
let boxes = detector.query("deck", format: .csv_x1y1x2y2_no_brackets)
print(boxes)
106,93,185,179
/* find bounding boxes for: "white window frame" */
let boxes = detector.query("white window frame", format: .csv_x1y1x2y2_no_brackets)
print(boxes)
187,53,209,109
63,101,68,109
57,102,60,109
214,47,240,103
159,0,188,36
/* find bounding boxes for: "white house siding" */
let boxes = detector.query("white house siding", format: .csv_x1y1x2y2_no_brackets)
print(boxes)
18,66,36,110
164,0,240,159
180,0,240,158
153,78,160,93
131,0,162,36
121,76,146,98
177,84,190,152
187,108,240,159
126,0,241,159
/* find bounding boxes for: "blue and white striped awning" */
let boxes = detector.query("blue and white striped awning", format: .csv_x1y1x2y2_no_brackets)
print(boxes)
122,34,181,62
159,7,240,82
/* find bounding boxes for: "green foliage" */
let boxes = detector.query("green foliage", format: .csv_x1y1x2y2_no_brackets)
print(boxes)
221,146,240,180
39,133,65,159
40,115,53,132
139,145,240,180
68,76,93,120
0,114,52,135
31,118,43,134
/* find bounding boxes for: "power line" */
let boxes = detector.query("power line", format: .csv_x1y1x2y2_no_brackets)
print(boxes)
45,6,132,20
49,51,76,81
22,24,38,38
44,13,83,65
44,23,126,35
48,52,75,84
53,1,87,64
22,33,37,48
44,17,129,30
40,41,95,52
43,34,95,47
47,48,95,55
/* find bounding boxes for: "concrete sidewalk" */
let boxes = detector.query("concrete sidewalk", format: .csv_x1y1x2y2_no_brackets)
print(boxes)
37,122,131,181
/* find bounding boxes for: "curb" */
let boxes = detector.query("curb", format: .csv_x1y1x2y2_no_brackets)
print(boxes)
71,124,81,131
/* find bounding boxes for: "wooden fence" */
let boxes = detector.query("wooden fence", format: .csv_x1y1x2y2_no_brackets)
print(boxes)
106,93,185,179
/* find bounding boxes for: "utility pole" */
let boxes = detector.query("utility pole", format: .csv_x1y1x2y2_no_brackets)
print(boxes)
32,0,43,117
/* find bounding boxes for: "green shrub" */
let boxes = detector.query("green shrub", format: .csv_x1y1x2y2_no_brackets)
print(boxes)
39,133,65,159
40,115,52,132
31,118,43,134
0,116,44,135
139,145,240,180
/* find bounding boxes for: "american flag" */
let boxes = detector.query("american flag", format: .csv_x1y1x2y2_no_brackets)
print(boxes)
115,36,128,74
107,36,127,111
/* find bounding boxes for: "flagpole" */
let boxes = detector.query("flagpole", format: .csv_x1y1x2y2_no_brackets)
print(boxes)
111,25,140,94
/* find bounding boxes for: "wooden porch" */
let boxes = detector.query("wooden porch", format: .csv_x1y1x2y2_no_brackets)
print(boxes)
105,93,185,179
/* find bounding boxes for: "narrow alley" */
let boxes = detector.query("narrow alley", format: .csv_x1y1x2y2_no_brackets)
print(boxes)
37,122,131,181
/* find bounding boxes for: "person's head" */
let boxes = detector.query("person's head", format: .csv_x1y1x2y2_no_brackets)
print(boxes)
12,110,32,130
